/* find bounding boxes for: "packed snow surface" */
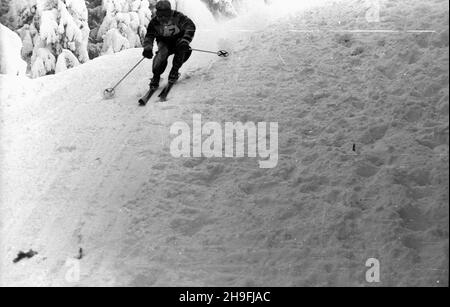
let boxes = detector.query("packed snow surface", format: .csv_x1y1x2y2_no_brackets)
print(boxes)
0,0,448,286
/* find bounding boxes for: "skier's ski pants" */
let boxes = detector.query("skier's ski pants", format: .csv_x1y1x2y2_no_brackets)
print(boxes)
153,41,192,77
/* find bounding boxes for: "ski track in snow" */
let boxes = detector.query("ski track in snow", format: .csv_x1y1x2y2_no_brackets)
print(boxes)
0,0,449,286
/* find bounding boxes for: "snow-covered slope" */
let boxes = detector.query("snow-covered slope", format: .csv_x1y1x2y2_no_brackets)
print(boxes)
0,0,448,286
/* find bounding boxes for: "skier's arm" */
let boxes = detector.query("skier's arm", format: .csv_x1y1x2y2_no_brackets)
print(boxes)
143,19,158,49
178,15,196,45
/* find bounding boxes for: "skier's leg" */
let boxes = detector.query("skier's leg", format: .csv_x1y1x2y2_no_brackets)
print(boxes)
169,45,192,83
151,42,170,88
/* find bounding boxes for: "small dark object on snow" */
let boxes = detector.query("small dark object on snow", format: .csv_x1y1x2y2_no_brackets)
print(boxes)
13,249,38,263
76,248,84,260
353,144,356,152
336,33,353,47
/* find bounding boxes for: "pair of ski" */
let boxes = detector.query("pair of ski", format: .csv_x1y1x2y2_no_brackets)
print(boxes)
138,83,174,106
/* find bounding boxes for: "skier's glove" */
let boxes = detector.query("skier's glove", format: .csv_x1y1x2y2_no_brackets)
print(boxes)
142,47,153,59
176,39,191,51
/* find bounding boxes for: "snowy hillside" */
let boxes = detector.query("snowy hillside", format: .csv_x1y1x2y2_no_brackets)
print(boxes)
0,0,448,286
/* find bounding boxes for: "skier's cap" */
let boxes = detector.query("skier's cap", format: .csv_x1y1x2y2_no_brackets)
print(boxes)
156,0,172,17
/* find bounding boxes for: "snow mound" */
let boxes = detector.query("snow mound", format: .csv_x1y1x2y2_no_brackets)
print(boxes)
10,0,90,78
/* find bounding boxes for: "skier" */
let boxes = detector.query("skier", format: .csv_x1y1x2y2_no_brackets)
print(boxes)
142,0,196,90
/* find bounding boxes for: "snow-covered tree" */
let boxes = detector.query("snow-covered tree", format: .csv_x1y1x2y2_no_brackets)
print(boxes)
96,0,152,55
30,46,55,76
7,0,38,32
0,22,27,75
9,0,90,77
201,0,238,18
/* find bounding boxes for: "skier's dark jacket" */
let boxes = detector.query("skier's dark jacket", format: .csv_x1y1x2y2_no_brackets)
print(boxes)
143,11,196,47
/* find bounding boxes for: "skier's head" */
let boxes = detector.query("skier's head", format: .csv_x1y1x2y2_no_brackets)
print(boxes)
155,0,173,24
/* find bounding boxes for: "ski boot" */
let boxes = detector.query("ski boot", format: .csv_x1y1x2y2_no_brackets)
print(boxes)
168,70,180,85
150,75,160,90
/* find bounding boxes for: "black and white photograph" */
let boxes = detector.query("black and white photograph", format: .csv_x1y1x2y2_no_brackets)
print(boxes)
0,0,448,289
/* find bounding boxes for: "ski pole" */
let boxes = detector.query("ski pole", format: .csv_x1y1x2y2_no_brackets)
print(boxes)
103,57,146,99
190,48,230,58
